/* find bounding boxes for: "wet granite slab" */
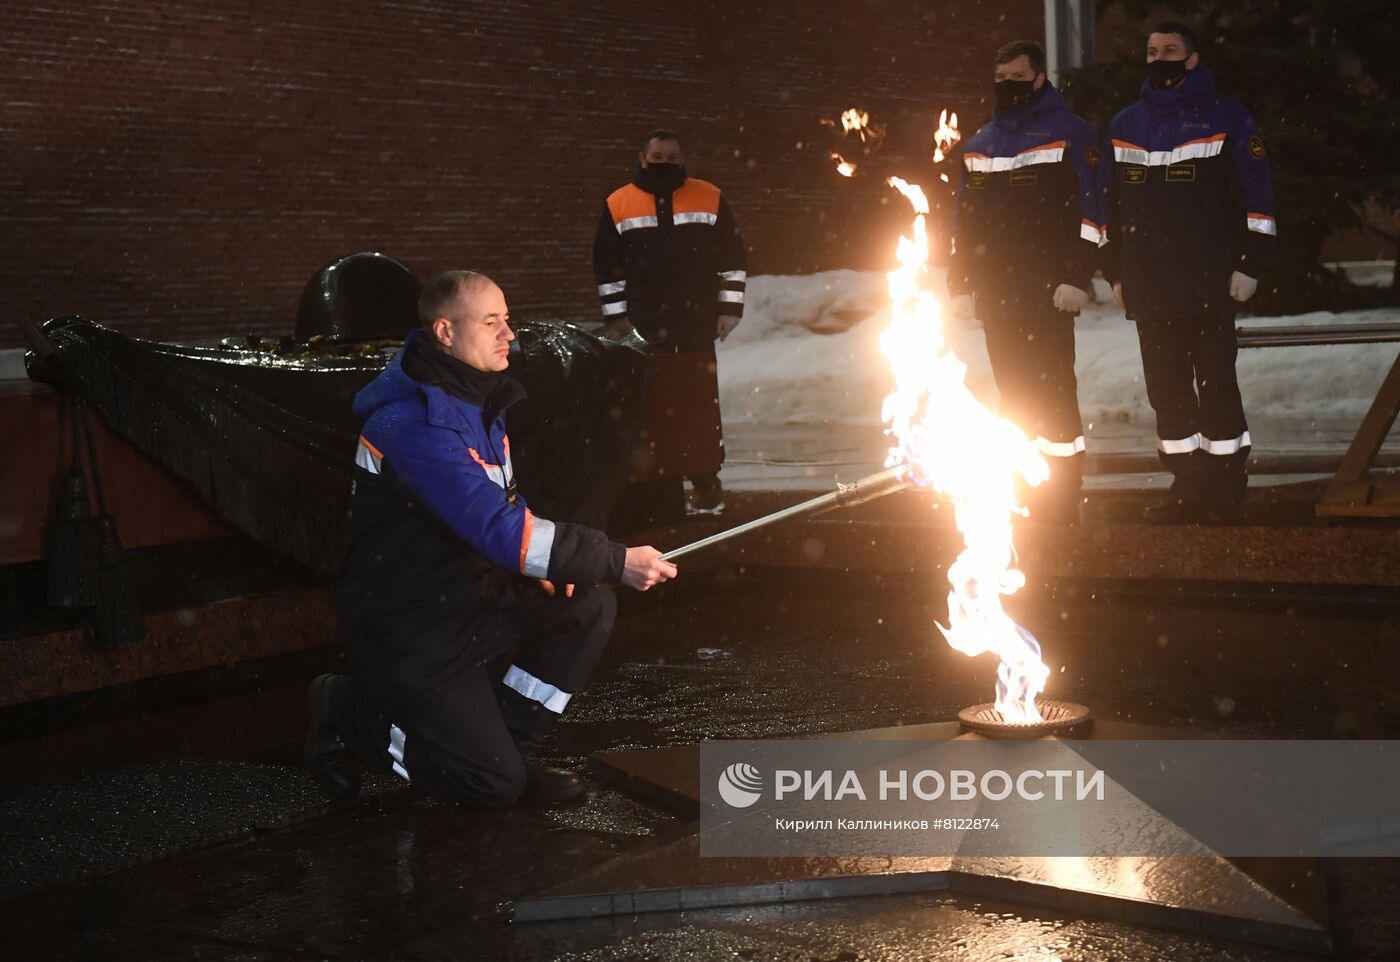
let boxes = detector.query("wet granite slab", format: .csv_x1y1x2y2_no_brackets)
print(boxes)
522,719,1330,954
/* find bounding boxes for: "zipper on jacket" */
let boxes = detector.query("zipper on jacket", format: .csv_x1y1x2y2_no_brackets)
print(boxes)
656,191,673,233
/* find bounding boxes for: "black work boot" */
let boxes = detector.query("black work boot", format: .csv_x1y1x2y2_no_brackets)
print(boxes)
304,673,361,800
1150,449,1209,524
499,685,587,804
521,764,587,804
687,475,725,516
1202,461,1248,525
1025,451,1084,525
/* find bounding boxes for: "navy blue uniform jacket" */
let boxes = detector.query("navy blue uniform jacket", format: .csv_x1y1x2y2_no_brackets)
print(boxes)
949,83,1102,310
1099,68,1276,318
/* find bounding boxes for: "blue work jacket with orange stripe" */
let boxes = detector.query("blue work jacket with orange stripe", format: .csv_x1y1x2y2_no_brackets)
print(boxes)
949,82,1102,312
1099,68,1276,319
336,333,625,713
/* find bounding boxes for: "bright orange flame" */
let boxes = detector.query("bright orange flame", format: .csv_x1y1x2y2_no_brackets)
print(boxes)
932,109,960,163
841,107,872,140
880,162,1051,722
827,107,887,176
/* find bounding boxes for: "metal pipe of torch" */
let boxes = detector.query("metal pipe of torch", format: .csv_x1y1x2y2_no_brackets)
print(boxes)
659,465,915,562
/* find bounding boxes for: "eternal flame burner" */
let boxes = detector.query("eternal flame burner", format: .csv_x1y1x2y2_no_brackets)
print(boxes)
957,700,1091,737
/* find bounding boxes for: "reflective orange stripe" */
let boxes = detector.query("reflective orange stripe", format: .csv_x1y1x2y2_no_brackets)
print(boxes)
519,510,534,573
607,184,656,226
607,179,722,224
1176,132,1227,149
671,178,720,215
467,447,501,470
1020,139,1066,154
359,436,385,460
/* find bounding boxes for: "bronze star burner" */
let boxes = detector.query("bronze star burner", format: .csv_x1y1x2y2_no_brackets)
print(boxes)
956,699,1091,737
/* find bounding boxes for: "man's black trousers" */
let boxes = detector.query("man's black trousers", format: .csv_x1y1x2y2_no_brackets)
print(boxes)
1134,311,1250,506
981,302,1085,516
337,585,616,807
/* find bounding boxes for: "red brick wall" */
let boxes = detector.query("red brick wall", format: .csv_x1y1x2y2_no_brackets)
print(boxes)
1,0,1041,346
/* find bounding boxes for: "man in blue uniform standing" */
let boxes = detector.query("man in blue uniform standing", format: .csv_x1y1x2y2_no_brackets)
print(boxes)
949,40,1101,523
1100,22,1276,524
304,271,677,807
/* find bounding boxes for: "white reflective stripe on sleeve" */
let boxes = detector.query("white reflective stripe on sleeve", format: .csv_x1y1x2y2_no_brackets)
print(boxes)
718,290,744,303
1158,434,1202,455
388,724,409,781
355,441,382,475
673,211,718,226
1112,134,1226,167
522,513,554,579
617,215,658,233
503,665,572,713
600,300,628,316
1079,221,1102,245
597,280,626,295
719,270,747,281
1036,435,1087,458
468,449,506,489
1201,431,1251,455
1246,214,1277,236
963,141,1066,173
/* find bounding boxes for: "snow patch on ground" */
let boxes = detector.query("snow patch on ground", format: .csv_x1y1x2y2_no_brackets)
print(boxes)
719,269,998,426
719,270,1400,433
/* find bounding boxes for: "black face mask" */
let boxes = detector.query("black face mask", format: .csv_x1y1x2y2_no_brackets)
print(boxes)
994,78,1037,113
637,161,687,194
644,161,688,183
1147,58,1190,89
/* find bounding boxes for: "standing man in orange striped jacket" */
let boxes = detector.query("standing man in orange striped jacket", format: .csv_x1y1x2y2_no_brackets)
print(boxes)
593,128,748,515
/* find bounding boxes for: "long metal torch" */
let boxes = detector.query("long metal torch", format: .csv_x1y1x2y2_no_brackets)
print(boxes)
659,465,916,562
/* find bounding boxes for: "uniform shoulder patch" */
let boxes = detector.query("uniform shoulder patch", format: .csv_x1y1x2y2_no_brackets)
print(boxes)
1247,135,1266,159
1086,146,1099,167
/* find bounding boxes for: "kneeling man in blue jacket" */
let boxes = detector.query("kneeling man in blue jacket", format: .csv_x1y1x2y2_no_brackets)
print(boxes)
306,270,677,806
